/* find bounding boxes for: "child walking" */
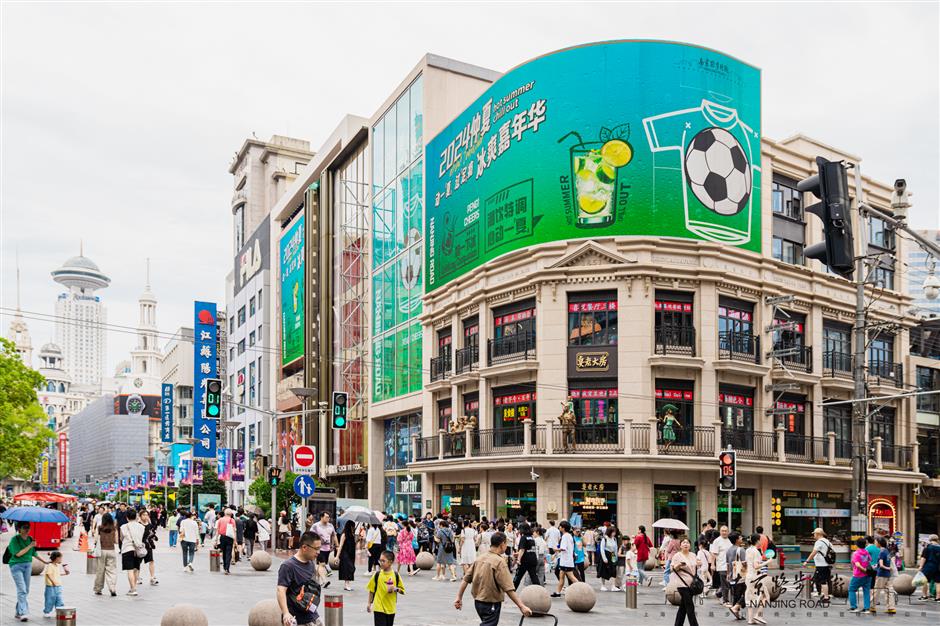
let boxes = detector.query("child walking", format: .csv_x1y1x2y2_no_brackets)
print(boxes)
43,551,69,618
367,550,405,626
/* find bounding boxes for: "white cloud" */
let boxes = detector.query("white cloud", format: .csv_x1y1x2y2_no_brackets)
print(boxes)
2,1,937,369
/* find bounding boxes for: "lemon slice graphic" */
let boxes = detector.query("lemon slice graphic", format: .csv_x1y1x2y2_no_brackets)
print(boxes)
601,139,632,167
579,195,607,214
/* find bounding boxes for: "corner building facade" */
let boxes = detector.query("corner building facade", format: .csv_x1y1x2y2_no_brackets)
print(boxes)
384,41,926,563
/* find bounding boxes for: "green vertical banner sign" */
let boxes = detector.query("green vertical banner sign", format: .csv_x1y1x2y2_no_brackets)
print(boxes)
426,40,761,292
280,215,305,365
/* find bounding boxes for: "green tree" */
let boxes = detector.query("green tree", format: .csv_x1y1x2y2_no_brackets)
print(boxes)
0,338,54,480
248,470,300,516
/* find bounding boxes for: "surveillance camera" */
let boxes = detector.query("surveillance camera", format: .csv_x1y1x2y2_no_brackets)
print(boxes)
894,179,906,193
890,178,911,218
530,468,540,481
924,273,940,301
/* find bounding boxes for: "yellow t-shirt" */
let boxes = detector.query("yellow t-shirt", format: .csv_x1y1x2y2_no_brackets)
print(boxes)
366,569,404,614
44,563,62,587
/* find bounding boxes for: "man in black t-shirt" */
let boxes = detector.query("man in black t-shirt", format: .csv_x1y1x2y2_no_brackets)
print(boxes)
277,531,322,626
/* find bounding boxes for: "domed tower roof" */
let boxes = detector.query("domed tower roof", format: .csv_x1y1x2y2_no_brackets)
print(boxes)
39,342,63,356
51,254,110,291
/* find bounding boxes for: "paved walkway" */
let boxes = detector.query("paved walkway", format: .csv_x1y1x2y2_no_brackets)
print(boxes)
2,529,938,625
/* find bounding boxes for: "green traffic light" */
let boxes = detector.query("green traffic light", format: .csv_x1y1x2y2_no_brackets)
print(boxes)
208,405,220,417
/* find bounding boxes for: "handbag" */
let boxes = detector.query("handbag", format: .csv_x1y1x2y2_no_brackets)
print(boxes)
225,520,237,540
677,567,705,595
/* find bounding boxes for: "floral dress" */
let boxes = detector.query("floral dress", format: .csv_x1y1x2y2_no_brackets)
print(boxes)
397,528,416,565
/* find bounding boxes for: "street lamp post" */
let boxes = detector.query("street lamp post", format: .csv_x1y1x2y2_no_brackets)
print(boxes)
123,466,131,504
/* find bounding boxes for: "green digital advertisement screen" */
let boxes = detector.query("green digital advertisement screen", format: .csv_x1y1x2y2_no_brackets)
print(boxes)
425,40,762,292
280,215,305,365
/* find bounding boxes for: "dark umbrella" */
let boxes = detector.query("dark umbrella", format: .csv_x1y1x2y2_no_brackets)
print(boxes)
1,506,70,523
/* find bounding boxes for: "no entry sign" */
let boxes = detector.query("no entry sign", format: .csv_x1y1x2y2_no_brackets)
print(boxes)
291,445,317,475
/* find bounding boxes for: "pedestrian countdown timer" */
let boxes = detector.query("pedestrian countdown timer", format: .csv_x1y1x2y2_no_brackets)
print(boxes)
205,378,222,418
331,391,348,430
719,450,737,491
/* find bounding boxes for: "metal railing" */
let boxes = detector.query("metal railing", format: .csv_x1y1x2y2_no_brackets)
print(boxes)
455,345,479,374
718,331,761,364
552,424,621,453
488,333,537,366
631,424,650,454
415,436,438,461
823,351,853,378
725,430,776,460
429,353,452,382
660,426,715,457
654,326,696,357
442,432,465,458
869,361,904,387
773,345,813,373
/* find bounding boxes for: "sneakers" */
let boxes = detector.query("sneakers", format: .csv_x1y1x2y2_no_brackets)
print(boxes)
599,586,608,592
611,586,622,592
887,609,896,614
110,591,117,597
187,564,194,572
849,608,862,613
550,592,563,598
127,590,139,596
43,614,53,619
150,579,159,585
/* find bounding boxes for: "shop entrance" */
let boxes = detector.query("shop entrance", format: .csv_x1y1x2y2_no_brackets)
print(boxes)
439,483,480,520
654,485,697,543
494,483,538,522
568,482,617,526
716,488,754,533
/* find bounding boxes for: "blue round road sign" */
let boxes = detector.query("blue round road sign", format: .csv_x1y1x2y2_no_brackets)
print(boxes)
293,475,316,499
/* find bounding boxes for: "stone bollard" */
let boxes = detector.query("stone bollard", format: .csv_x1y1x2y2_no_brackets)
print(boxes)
519,584,551,613
250,550,272,571
415,551,434,570
31,558,44,576
248,599,281,626
564,582,596,612
160,604,208,626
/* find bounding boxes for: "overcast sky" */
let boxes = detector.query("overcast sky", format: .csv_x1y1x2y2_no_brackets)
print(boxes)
2,1,938,371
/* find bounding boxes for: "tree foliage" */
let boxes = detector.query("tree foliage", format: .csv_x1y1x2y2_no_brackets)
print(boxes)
0,338,54,480
248,470,300,516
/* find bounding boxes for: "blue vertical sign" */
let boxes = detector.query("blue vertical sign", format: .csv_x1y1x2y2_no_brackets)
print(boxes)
161,383,174,443
193,301,218,458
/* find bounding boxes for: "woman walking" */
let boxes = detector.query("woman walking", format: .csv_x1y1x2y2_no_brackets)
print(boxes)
257,515,271,551
848,537,873,613
277,511,291,551
634,525,652,585
669,538,700,626
337,520,357,591
397,520,417,575
434,519,458,581
139,509,159,586
458,520,478,574
93,513,119,596
8,521,51,621
598,526,619,591
745,533,771,624
874,536,896,614
366,523,384,573
243,514,258,558
513,523,541,589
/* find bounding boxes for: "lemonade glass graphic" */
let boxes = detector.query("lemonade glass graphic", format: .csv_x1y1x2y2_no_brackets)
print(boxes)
560,129,633,228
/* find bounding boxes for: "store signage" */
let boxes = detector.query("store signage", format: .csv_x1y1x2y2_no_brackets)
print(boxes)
57,432,67,485
568,346,617,379
426,41,762,292
193,301,218,458
41,456,49,484
655,300,693,313
397,478,421,495
494,392,536,405
719,306,753,322
160,383,174,443
570,388,617,399
569,301,617,312
784,508,850,518
494,309,534,326
580,483,607,492
656,389,694,401
234,219,269,293
719,393,753,406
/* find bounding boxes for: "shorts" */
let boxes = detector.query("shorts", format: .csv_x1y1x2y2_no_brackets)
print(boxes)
317,550,331,564
122,552,141,571
812,566,832,585
558,565,575,572
924,569,940,584
142,549,154,564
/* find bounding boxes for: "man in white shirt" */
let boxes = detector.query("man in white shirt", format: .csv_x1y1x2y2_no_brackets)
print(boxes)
120,508,146,596
545,521,561,553
709,525,733,604
311,511,337,576
179,511,200,572
550,521,579,597
804,527,833,601
203,505,217,540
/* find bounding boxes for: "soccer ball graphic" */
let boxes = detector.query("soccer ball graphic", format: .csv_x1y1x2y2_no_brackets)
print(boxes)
684,127,751,216
399,228,422,291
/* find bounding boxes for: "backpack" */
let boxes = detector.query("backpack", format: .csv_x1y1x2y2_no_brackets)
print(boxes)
416,524,429,542
443,530,456,554
2,545,10,565
290,574,322,612
822,540,836,565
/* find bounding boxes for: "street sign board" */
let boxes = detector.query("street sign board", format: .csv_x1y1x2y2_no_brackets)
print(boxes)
765,295,795,305
292,445,317,475
293,475,316,499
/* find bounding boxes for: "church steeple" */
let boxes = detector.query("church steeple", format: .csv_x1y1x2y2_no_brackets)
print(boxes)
131,259,160,378
8,251,33,366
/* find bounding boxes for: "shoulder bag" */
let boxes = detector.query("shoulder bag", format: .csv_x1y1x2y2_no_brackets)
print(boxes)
676,563,705,595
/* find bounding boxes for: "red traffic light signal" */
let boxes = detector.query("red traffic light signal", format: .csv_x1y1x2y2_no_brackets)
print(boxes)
719,450,737,492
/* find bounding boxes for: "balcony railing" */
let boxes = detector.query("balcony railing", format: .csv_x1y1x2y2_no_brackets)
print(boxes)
869,361,904,387
718,331,761,364
772,345,813,373
654,326,696,357
487,332,536,366
823,351,853,378
455,345,479,374
429,353,452,382
410,423,915,471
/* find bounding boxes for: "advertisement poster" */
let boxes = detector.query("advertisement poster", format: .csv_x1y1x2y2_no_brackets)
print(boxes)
232,450,245,482
217,448,231,481
166,466,175,487
179,460,191,486
193,301,218,458
156,466,165,486
426,40,761,292
280,215,305,365
57,433,67,485
277,416,302,469
191,461,203,486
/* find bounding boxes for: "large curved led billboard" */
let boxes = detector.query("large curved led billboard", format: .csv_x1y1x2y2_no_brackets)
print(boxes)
426,40,761,291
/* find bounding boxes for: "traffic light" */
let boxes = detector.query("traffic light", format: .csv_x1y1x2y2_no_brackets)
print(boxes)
268,466,282,487
331,391,348,430
798,156,855,278
205,378,222,418
718,450,737,491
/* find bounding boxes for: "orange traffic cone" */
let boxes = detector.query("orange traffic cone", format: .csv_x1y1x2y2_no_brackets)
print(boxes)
77,531,88,552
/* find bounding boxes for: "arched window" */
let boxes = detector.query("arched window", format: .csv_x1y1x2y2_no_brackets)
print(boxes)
142,361,147,373
58,383,66,393
47,382,56,392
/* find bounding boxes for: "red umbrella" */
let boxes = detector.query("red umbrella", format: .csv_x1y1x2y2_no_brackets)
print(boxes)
13,491,78,503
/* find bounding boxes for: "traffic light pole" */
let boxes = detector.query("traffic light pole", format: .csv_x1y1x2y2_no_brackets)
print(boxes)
851,165,869,534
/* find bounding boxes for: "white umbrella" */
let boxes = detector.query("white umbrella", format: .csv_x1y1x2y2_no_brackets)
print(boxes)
337,505,382,527
652,518,689,531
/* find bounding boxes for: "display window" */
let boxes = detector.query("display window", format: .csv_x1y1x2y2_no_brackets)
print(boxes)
655,380,694,446
719,386,755,450
494,389,536,446
568,482,617,526
494,483,537,522
568,293,618,346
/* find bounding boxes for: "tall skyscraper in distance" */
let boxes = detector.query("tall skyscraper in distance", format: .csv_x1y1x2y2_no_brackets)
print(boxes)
51,246,110,388
908,229,940,316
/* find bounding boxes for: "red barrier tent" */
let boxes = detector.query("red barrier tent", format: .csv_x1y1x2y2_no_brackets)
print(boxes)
13,492,78,503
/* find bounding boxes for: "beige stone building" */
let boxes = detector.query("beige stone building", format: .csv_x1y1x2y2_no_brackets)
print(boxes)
410,133,925,562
